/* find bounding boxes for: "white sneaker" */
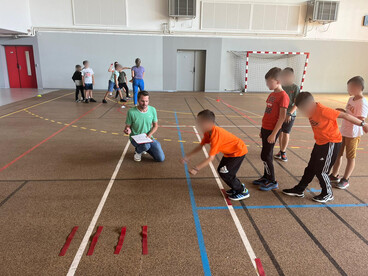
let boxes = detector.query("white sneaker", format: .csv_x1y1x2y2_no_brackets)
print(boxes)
142,151,147,155
121,105,126,109
134,152,142,162
109,92,112,96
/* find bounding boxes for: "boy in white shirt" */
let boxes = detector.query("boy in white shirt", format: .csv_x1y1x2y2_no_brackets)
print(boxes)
330,76,368,189
81,60,96,103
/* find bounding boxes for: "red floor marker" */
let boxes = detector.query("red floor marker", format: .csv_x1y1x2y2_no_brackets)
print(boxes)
59,226,79,256
255,258,265,276
142,226,148,255
87,226,103,256
221,189,232,206
114,227,127,255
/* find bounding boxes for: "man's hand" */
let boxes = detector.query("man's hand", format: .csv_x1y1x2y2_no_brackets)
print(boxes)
189,168,198,175
284,114,291,123
180,157,189,164
363,124,368,133
124,127,131,135
267,133,276,144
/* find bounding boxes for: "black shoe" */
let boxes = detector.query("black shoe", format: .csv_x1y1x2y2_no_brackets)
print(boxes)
253,177,268,185
84,99,89,103
329,174,340,183
90,98,97,102
282,187,305,197
120,99,127,103
312,193,334,203
102,99,107,103
226,183,245,195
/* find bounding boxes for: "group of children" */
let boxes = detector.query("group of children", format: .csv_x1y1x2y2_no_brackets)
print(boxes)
182,68,368,203
72,58,145,106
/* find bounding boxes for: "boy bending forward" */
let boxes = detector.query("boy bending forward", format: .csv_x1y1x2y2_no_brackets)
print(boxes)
181,110,249,201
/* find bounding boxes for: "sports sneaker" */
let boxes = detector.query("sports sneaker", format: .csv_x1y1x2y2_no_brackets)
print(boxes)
280,152,288,162
134,152,142,162
84,99,89,103
120,99,127,103
121,105,126,109
102,99,107,103
226,183,245,195
253,177,268,185
75,99,80,103
312,193,334,203
274,151,282,160
282,187,305,198
329,174,340,183
228,188,250,201
335,178,349,189
90,98,97,102
142,151,147,155
259,181,279,191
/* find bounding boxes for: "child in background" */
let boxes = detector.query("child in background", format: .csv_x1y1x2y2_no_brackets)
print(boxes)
330,76,368,189
82,60,96,103
274,67,300,162
102,63,125,104
181,109,250,201
253,67,289,191
283,92,368,202
117,68,130,100
72,64,84,102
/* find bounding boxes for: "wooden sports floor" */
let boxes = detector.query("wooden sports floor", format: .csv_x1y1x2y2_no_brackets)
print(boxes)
0,91,367,276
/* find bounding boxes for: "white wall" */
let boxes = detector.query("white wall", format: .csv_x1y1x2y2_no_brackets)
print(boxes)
0,0,31,33
27,0,368,41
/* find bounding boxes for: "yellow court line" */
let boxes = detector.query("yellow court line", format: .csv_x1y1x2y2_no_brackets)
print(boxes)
0,92,73,119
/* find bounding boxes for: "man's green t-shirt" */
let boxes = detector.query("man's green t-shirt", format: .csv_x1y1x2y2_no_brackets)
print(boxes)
282,84,300,116
125,106,158,138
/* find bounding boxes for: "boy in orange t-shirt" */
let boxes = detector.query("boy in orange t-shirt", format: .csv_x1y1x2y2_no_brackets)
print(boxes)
181,110,249,201
283,92,368,203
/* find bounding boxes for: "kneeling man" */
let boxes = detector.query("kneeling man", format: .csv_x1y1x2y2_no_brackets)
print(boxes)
124,91,165,162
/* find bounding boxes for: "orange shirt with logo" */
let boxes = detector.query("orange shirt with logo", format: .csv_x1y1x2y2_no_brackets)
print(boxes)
201,126,248,157
309,103,342,145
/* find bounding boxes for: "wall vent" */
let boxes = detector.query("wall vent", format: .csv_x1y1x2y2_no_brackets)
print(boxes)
169,0,196,18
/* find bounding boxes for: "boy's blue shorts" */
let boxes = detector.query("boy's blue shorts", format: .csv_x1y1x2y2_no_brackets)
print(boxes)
84,83,93,90
108,80,120,92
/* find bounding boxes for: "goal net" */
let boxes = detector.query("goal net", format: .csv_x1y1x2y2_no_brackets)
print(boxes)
230,51,309,93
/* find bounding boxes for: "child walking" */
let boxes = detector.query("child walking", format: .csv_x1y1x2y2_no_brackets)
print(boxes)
181,110,250,201
72,64,84,102
253,67,289,191
329,76,368,189
274,67,300,162
283,92,368,202
117,68,130,100
102,63,125,104
81,60,96,103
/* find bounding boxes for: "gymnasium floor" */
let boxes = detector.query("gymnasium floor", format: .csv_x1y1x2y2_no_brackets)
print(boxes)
0,91,367,276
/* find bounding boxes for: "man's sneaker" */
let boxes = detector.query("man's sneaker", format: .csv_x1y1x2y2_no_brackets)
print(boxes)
228,188,250,201
274,151,282,160
84,99,89,103
253,177,268,185
102,99,107,103
226,183,245,195
259,181,279,191
90,98,97,102
335,178,349,189
282,187,305,198
329,174,340,183
134,152,142,162
120,99,127,103
312,193,334,203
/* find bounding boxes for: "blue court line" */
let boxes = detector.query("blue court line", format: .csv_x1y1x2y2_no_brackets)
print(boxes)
175,112,211,276
197,203,368,210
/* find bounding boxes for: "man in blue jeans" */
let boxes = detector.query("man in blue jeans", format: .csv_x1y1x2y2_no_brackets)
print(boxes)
124,90,165,162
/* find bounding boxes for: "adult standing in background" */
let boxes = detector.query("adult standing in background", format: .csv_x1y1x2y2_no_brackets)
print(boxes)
131,58,145,105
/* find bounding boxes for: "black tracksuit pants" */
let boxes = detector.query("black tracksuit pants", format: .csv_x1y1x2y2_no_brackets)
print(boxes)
75,85,84,100
217,155,246,193
261,128,281,182
117,82,129,98
295,142,341,196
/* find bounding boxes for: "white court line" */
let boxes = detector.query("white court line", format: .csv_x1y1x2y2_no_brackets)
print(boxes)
192,126,259,275
66,140,131,276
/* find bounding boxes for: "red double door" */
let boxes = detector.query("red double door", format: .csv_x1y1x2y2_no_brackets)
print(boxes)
5,45,37,88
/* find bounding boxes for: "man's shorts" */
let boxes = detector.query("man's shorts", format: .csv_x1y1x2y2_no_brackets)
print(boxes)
338,136,361,159
281,116,295,134
84,83,93,90
108,80,120,92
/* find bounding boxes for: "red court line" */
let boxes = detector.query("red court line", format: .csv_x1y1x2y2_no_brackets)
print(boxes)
87,226,103,256
59,226,79,256
217,98,259,125
0,103,102,173
142,225,148,255
114,227,127,255
221,189,232,206
255,258,265,276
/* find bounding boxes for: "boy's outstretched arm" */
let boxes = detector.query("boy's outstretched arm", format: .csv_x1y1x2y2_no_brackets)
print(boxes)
108,64,114,72
338,112,368,133
180,144,203,164
268,108,287,143
188,155,215,175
